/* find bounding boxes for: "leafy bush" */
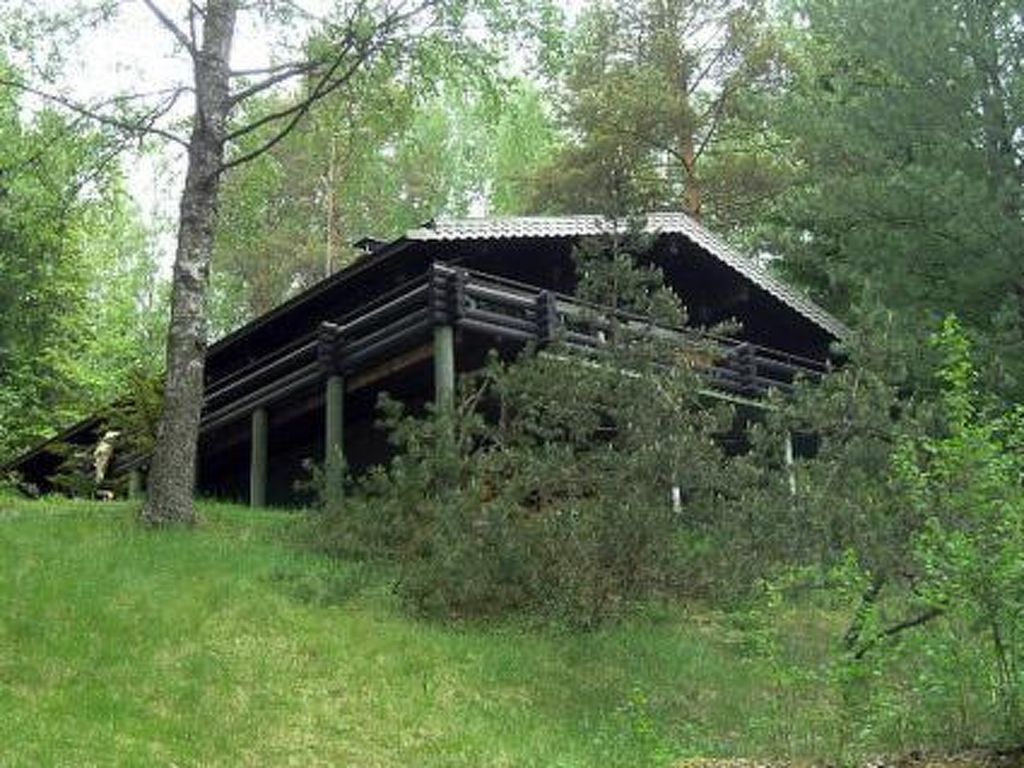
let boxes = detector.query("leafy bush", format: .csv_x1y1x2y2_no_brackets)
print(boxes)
813,317,1024,745
891,317,1024,736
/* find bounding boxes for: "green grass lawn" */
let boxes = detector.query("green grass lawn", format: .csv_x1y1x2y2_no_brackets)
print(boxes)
0,495,987,766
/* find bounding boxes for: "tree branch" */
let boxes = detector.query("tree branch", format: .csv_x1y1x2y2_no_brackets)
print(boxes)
604,122,685,165
227,59,325,105
853,605,945,660
64,134,137,201
187,3,199,51
89,86,194,112
219,0,439,173
222,10,364,140
693,81,738,164
687,31,731,95
273,0,324,24
229,60,312,77
141,0,197,58
842,575,885,652
219,47,372,172
0,78,190,148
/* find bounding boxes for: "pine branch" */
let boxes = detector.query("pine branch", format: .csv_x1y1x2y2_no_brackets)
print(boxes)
687,31,731,95
693,79,740,164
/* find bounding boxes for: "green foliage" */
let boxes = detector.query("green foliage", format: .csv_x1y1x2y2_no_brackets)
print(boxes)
481,80,561,215
757,321,933,580
0,91,94,454
572,226,684,324
316,230,739,625
0,65,165,461
759,0,1024,396
891,317,1024,735
320,346,735,626
775,316,1024,746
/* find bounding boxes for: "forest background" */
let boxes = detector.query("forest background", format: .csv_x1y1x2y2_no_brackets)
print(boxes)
2,0,1021,459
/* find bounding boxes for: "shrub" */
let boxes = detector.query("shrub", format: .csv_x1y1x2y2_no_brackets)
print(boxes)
314,227,746,624
315,347,738,626
891,317,1024,736
818,317,1024,745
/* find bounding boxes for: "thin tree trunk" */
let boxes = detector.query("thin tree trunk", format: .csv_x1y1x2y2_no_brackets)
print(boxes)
1015,277,1024,328
142,0,237,525
325,133,339,277
681,130,702,222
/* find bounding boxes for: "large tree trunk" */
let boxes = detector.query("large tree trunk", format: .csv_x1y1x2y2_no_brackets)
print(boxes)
142,0,237,525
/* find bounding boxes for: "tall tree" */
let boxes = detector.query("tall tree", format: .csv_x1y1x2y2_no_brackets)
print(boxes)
62,190,167,404
529,0,784,227
760,0,1024,392
4,0,527,523
211,75,494,329
143,0,236,526
482,80,560,215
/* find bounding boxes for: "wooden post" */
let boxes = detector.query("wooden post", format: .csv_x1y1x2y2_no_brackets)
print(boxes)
536,290,559,344
250,406,268,508
434,324,455,410
128,469,144,500
737,343,758,397
784,431,797,496
325,374,345,488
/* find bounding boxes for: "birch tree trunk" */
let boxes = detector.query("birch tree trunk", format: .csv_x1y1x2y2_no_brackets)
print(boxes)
325,133,339,277
142,0,237,525
680,130,702,222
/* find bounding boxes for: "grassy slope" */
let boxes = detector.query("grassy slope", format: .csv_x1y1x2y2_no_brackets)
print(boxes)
0,495,975,767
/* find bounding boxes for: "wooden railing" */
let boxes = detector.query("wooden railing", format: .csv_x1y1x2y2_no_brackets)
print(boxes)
196,263,829,431
427,264,829,399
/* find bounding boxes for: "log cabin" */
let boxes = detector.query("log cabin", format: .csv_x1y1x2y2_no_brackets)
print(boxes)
4,213,849,505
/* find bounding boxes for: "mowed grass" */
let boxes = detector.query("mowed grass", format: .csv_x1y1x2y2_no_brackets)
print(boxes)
0,494,964,766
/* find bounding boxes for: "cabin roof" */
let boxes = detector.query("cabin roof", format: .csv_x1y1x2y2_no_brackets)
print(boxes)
407,213,851,340
208,212,849,361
